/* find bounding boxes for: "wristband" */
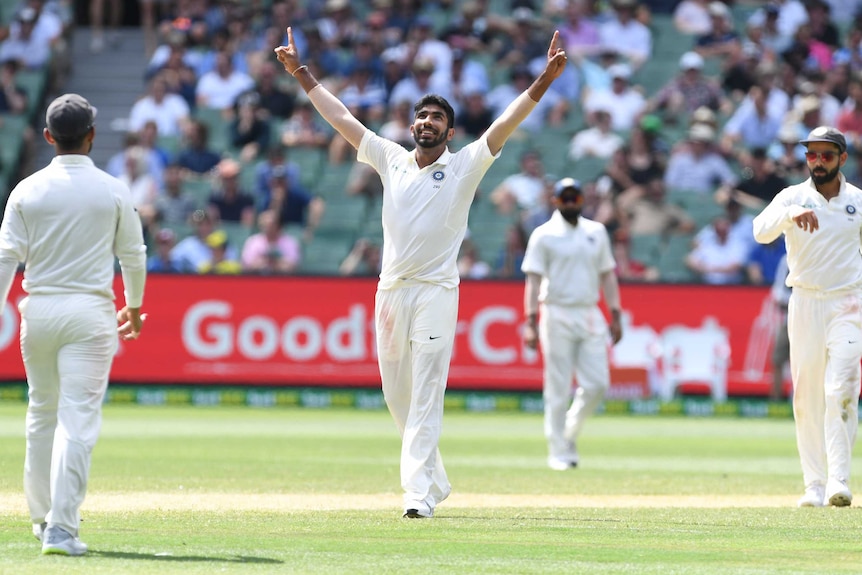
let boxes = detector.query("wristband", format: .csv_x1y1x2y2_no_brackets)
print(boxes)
291,65,308,77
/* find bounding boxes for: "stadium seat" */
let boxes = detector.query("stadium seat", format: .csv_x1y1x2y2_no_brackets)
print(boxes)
628,234,663,269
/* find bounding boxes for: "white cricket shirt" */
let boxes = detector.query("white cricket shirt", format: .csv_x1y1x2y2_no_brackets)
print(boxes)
752,174,862,293
521,211,616,306
358,130,497,289
0,155,147,307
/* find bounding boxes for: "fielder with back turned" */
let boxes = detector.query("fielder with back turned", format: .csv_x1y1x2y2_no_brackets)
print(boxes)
753,126,862,508
0,93,147,554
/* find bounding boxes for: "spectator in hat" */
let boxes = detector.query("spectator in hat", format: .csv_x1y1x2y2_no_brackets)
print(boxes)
583,62,646,132
569,105,624,160
0,8,51,70
664,124,737,194
695,1,741,60
147,228,180,273
793,73,840,126
207,158,256,228
229,91,271,164
240,209,301,274
647,51,727,116
674,0,713,36
198,230,242,274
599,0,653,70
769,122,809,179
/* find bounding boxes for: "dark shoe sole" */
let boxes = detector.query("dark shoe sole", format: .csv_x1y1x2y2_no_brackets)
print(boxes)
403,509,422,518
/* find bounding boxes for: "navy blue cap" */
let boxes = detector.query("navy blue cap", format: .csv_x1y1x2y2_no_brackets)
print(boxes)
553,177,582,197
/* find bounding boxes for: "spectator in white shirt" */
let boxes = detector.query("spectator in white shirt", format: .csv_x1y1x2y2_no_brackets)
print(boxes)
195,50,255,113
583,63,646,132
686,216,750,284
569,107,624,160
598,0,652,70
664,124,737,194
128,73,190,138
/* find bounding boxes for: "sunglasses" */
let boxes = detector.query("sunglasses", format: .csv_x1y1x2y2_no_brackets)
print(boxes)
804,151,838,162
557,195,582,204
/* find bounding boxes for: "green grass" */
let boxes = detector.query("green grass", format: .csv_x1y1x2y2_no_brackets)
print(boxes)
0,404,861,574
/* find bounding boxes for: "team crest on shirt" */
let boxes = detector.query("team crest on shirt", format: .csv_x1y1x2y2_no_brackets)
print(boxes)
847,205,857,215
432,170,445,181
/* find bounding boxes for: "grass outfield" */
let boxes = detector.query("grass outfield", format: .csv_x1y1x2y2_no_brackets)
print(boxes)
0,403,860,574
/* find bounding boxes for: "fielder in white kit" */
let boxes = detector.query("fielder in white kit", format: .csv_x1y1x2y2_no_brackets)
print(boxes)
0,94,147,554
753,126,862,508
275,27,567,517
521,178,623,471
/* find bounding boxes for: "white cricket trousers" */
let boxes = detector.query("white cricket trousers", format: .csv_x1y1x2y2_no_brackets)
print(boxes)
539,303,610,460
20,293,117,537
376,283,456,511
788,288,862,489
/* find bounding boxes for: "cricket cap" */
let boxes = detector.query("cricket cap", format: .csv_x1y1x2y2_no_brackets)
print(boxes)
799,126,847,154
46,93,97,142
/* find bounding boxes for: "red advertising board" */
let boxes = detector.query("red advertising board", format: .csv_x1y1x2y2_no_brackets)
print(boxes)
0,274,778,397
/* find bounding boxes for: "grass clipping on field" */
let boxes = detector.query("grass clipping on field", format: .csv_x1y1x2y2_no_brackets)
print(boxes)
0,492,797,512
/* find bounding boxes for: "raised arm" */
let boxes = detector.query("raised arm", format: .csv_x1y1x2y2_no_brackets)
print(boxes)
274,27,366,149
484,31,567,156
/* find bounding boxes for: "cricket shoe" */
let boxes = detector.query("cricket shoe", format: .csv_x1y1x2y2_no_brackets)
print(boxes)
32,522,46,541
797,482,825,507
826,478,852,507
547,456,578,471
403,500,433,519
41,526,88,556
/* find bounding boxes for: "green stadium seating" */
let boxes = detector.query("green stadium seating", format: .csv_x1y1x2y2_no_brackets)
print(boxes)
628,233,663,269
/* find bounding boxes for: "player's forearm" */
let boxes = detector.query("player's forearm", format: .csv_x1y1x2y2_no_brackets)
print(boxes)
524,273,541,324
299,74,367,149
600,270,621,315
484,91,538,155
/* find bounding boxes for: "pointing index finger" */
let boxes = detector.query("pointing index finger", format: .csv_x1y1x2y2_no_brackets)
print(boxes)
287,26,294,47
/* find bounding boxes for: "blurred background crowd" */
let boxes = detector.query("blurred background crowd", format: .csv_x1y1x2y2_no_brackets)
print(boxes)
0,0,859,284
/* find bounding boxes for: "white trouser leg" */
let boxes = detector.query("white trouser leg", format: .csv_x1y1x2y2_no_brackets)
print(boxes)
790,293,829,487
565,328,610,442
377,285,456,510
21,295,116,536
823,294,862,483
539,306,576,460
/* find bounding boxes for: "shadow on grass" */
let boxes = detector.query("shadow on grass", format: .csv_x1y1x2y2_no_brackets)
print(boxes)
91,551,283,564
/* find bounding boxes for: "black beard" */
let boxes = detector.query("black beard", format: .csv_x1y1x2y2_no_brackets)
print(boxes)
560,208,580,223
810,164,840,186
413,128,448,149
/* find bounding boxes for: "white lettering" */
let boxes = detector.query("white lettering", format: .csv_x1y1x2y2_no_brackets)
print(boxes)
470,306,517,364
282,317,322,360
183,301,234,359
326,305,366,361
238,316,279,360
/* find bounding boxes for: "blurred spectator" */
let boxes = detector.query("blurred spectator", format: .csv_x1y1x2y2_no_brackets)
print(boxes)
646,51,727,117
195,50,255,113
769,122,809,180
569,106,624,160
805,0,839,49
146,34,197,109
599,0,653,70
495,224,528,279
521,175,556,236
719,147,788,210
129,72,190,138
695,196,756,254
721,41,764,101
694,1,740,61
253,60,296,120
0,57,28,114
617,176,696,236
685,216,749,285
581,180,620,238
199,230,242,274
602,124,667,197
207,159,256,228
241,209,301,274
193,28,249,79
782,22,832,73
673,0,712,35
720,85,784,159
447,48,491,114
346,159,384,199
746,235,787,286
254,146,302,209
455,89,494,139
0,8,50,70
264,166,325,242
338,62,387,124
171,209,227,272
176,118,222,174
837,75,862,149
439,1,494,54
154,161,195,219
118,145,159,223
342,31,385,84
339,237,382,277
664,124,737,195
388,57,451,110
746,3,794,57
379,95,415,146
559,0,602,56
486,65,567,134
457,238,492,279
229,91,270,164
490,150,546,214
495,7,546,68
146,228,180,273
613,232,661,282
89,0,120,53
574,46,622,103
583,63,645,132
280,100,332,149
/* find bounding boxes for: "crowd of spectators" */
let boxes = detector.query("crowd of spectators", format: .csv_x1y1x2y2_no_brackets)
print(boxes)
4,0,862,283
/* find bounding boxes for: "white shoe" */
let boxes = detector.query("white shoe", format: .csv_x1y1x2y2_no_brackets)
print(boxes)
826,478,852,507
32,522,46,541
41,526,88,556
797,483,825,507
403,500,433,518
547,456,577,471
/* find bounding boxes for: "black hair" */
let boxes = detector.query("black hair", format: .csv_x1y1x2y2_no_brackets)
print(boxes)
414,94,455,130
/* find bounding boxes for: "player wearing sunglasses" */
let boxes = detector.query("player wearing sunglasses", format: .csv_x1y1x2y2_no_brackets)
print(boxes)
753,126,862,508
